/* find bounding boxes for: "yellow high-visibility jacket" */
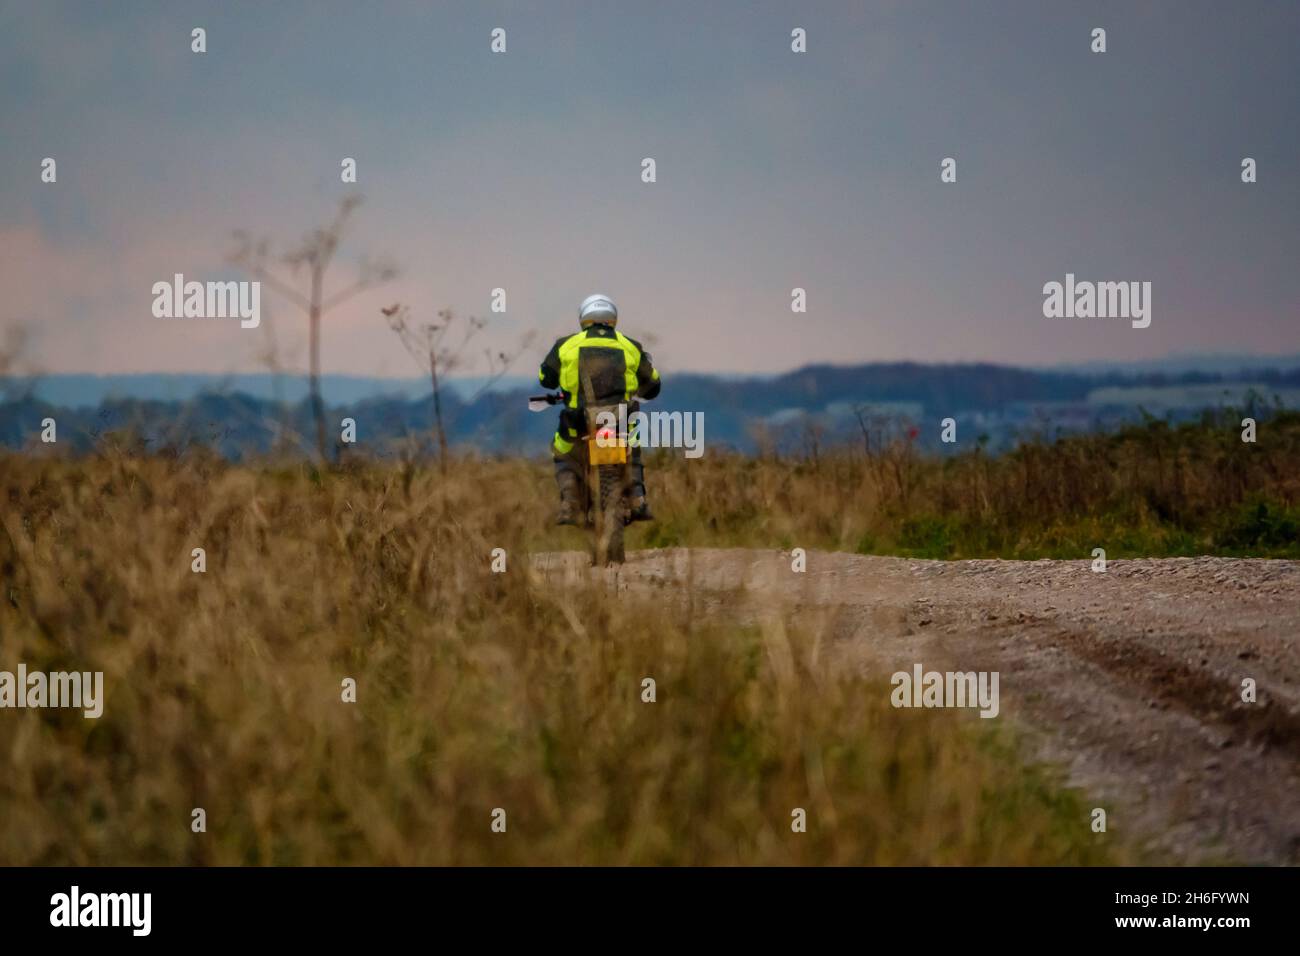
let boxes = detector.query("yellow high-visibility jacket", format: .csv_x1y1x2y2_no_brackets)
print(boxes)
538,323,660,454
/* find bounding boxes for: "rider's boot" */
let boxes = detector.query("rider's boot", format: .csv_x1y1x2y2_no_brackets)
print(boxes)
627,460,654,522
628,495,654,522
555,469,582,526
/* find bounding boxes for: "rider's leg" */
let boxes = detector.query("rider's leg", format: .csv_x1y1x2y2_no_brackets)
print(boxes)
628,442,653,522
552,432,584,525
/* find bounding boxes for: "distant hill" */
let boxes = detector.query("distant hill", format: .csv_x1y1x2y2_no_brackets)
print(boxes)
1050,353,1300,376
4,357,1300,458
5,372,533,408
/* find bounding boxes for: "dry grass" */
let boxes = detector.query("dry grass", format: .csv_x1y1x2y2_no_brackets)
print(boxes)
639,410,1300,558
0,452,1123,865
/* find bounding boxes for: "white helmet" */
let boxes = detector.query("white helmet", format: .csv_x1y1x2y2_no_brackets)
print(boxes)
578,293,618,328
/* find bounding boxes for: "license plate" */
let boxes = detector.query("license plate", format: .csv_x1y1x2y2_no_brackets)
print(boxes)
588,438,627,465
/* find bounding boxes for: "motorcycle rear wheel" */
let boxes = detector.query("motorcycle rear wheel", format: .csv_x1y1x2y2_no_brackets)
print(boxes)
595,464,626,565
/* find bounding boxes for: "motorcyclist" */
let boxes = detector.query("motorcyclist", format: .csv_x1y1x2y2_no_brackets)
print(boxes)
538,293,660,525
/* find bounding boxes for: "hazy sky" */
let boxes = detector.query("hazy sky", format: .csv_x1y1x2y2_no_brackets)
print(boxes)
2,0,1296,378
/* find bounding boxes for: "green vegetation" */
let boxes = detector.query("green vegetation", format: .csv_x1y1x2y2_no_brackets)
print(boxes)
641,409,1300,559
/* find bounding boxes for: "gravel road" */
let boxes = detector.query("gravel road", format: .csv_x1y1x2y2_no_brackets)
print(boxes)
534,548,1300,864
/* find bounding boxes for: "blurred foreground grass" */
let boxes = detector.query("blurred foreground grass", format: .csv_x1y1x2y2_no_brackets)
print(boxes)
0,452,1126,864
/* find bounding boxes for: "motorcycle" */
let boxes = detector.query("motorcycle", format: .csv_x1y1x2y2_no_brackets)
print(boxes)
528,391,632,566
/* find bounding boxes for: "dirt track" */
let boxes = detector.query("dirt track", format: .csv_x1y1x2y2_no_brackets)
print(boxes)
533,548,1300,864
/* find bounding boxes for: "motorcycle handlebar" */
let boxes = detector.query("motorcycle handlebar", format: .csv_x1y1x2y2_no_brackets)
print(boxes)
526,391,655,412
527,392,564,412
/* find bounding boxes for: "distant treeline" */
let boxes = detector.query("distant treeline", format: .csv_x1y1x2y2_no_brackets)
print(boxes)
3,361,1300,458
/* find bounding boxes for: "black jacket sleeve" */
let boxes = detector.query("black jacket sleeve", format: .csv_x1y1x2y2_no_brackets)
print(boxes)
636,347,661,400
539,337,563,390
